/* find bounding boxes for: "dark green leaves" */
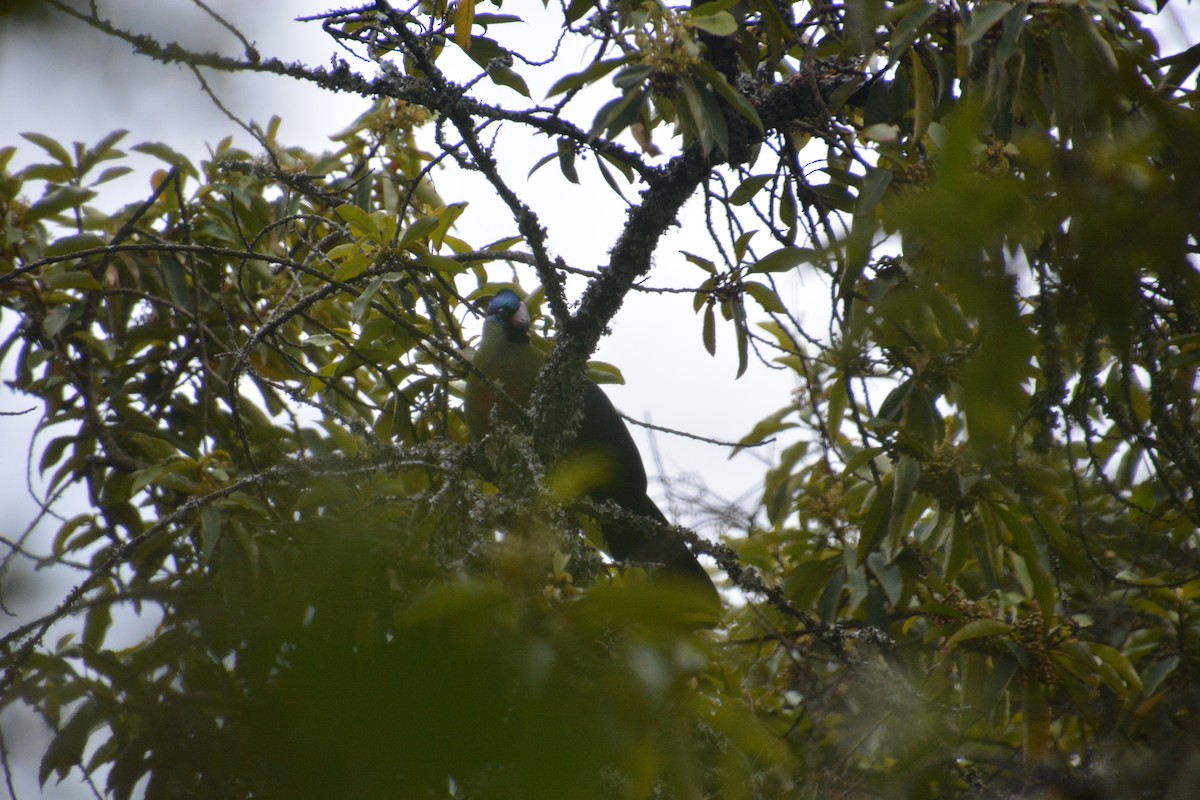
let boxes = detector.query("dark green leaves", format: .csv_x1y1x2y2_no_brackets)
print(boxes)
40,701,102,786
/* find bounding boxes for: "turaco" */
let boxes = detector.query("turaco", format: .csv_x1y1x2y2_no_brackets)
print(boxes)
464,289,720,609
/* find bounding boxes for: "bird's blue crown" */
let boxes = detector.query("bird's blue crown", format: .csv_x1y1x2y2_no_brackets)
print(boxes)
485,289,530,342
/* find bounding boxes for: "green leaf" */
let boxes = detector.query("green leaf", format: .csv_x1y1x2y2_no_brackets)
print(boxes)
866,551,904,604
694,61,763,133
994,503,1055,619
888,4,941,68
44,233,108,259
161,254,191,306
527,151,557,179
51,513,93,556
83,602,112,650
546,57,628,97
586,360,625,385
415,253,466,274
961,3,1015,47
374,211,399,245
556,138,580,184
909,50,934,149
431,202,468,248
132,141,197,176
876,378,914,424
489,65,531,97
730,174,772,206
825,378,850,439
1022,676,1050,762
597,151,634,182
593,155,628,200
337,203,382,240
45,270,103,291
735,415,795,451
680,75,729,156
1141,656,1180,698
702,303,716,355
352,274,385,322
460,36,530,96
690,9,738,36
682,251,716,273
40,700,102,786
92,166,133,186
565,0,598,24
855,168,893,216
42,304,74,337
947,618,1012,645
87,128,130,160
733,299,748,377
455,0,475,49
474,14,526,26
1086,642,1143,693
857,482,893,564
399,215,440,250
21,132,73,167
333,247,374,281
743,281,785,313
201,505,222,562
779,181,797,243
591,87,647,140
20,163,74,183
846,0,883,56
732,230,757,263
612,64,653,90
1161,41,1200,93
25,186,96,222
750,246,815,274
887,455,920,557
320,419,361,457
130,460,190,494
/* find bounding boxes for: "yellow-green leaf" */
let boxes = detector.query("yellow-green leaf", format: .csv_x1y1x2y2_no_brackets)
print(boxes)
690,9,738,36
333,248,374,281
910,49,934,150
750,246,815,274
399,215,440,250
455,0,476,50
336,204,381,240
415,253,465,274
743,281,785,314
947,618,1012,645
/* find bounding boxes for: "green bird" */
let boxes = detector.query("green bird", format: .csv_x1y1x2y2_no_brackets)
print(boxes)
464,289,719,607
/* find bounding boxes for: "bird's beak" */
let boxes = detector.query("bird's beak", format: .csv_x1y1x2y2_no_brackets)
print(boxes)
513,301,531,331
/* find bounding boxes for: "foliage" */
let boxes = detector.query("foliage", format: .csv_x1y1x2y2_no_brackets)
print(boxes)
2,1,1200,798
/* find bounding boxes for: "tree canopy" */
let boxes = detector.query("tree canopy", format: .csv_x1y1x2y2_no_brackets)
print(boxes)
2,1,1199,798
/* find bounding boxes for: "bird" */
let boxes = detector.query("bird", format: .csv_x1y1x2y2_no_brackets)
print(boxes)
464,289,719,608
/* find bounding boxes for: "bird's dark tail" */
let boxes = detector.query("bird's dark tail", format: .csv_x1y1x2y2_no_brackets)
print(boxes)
597,492,721,613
